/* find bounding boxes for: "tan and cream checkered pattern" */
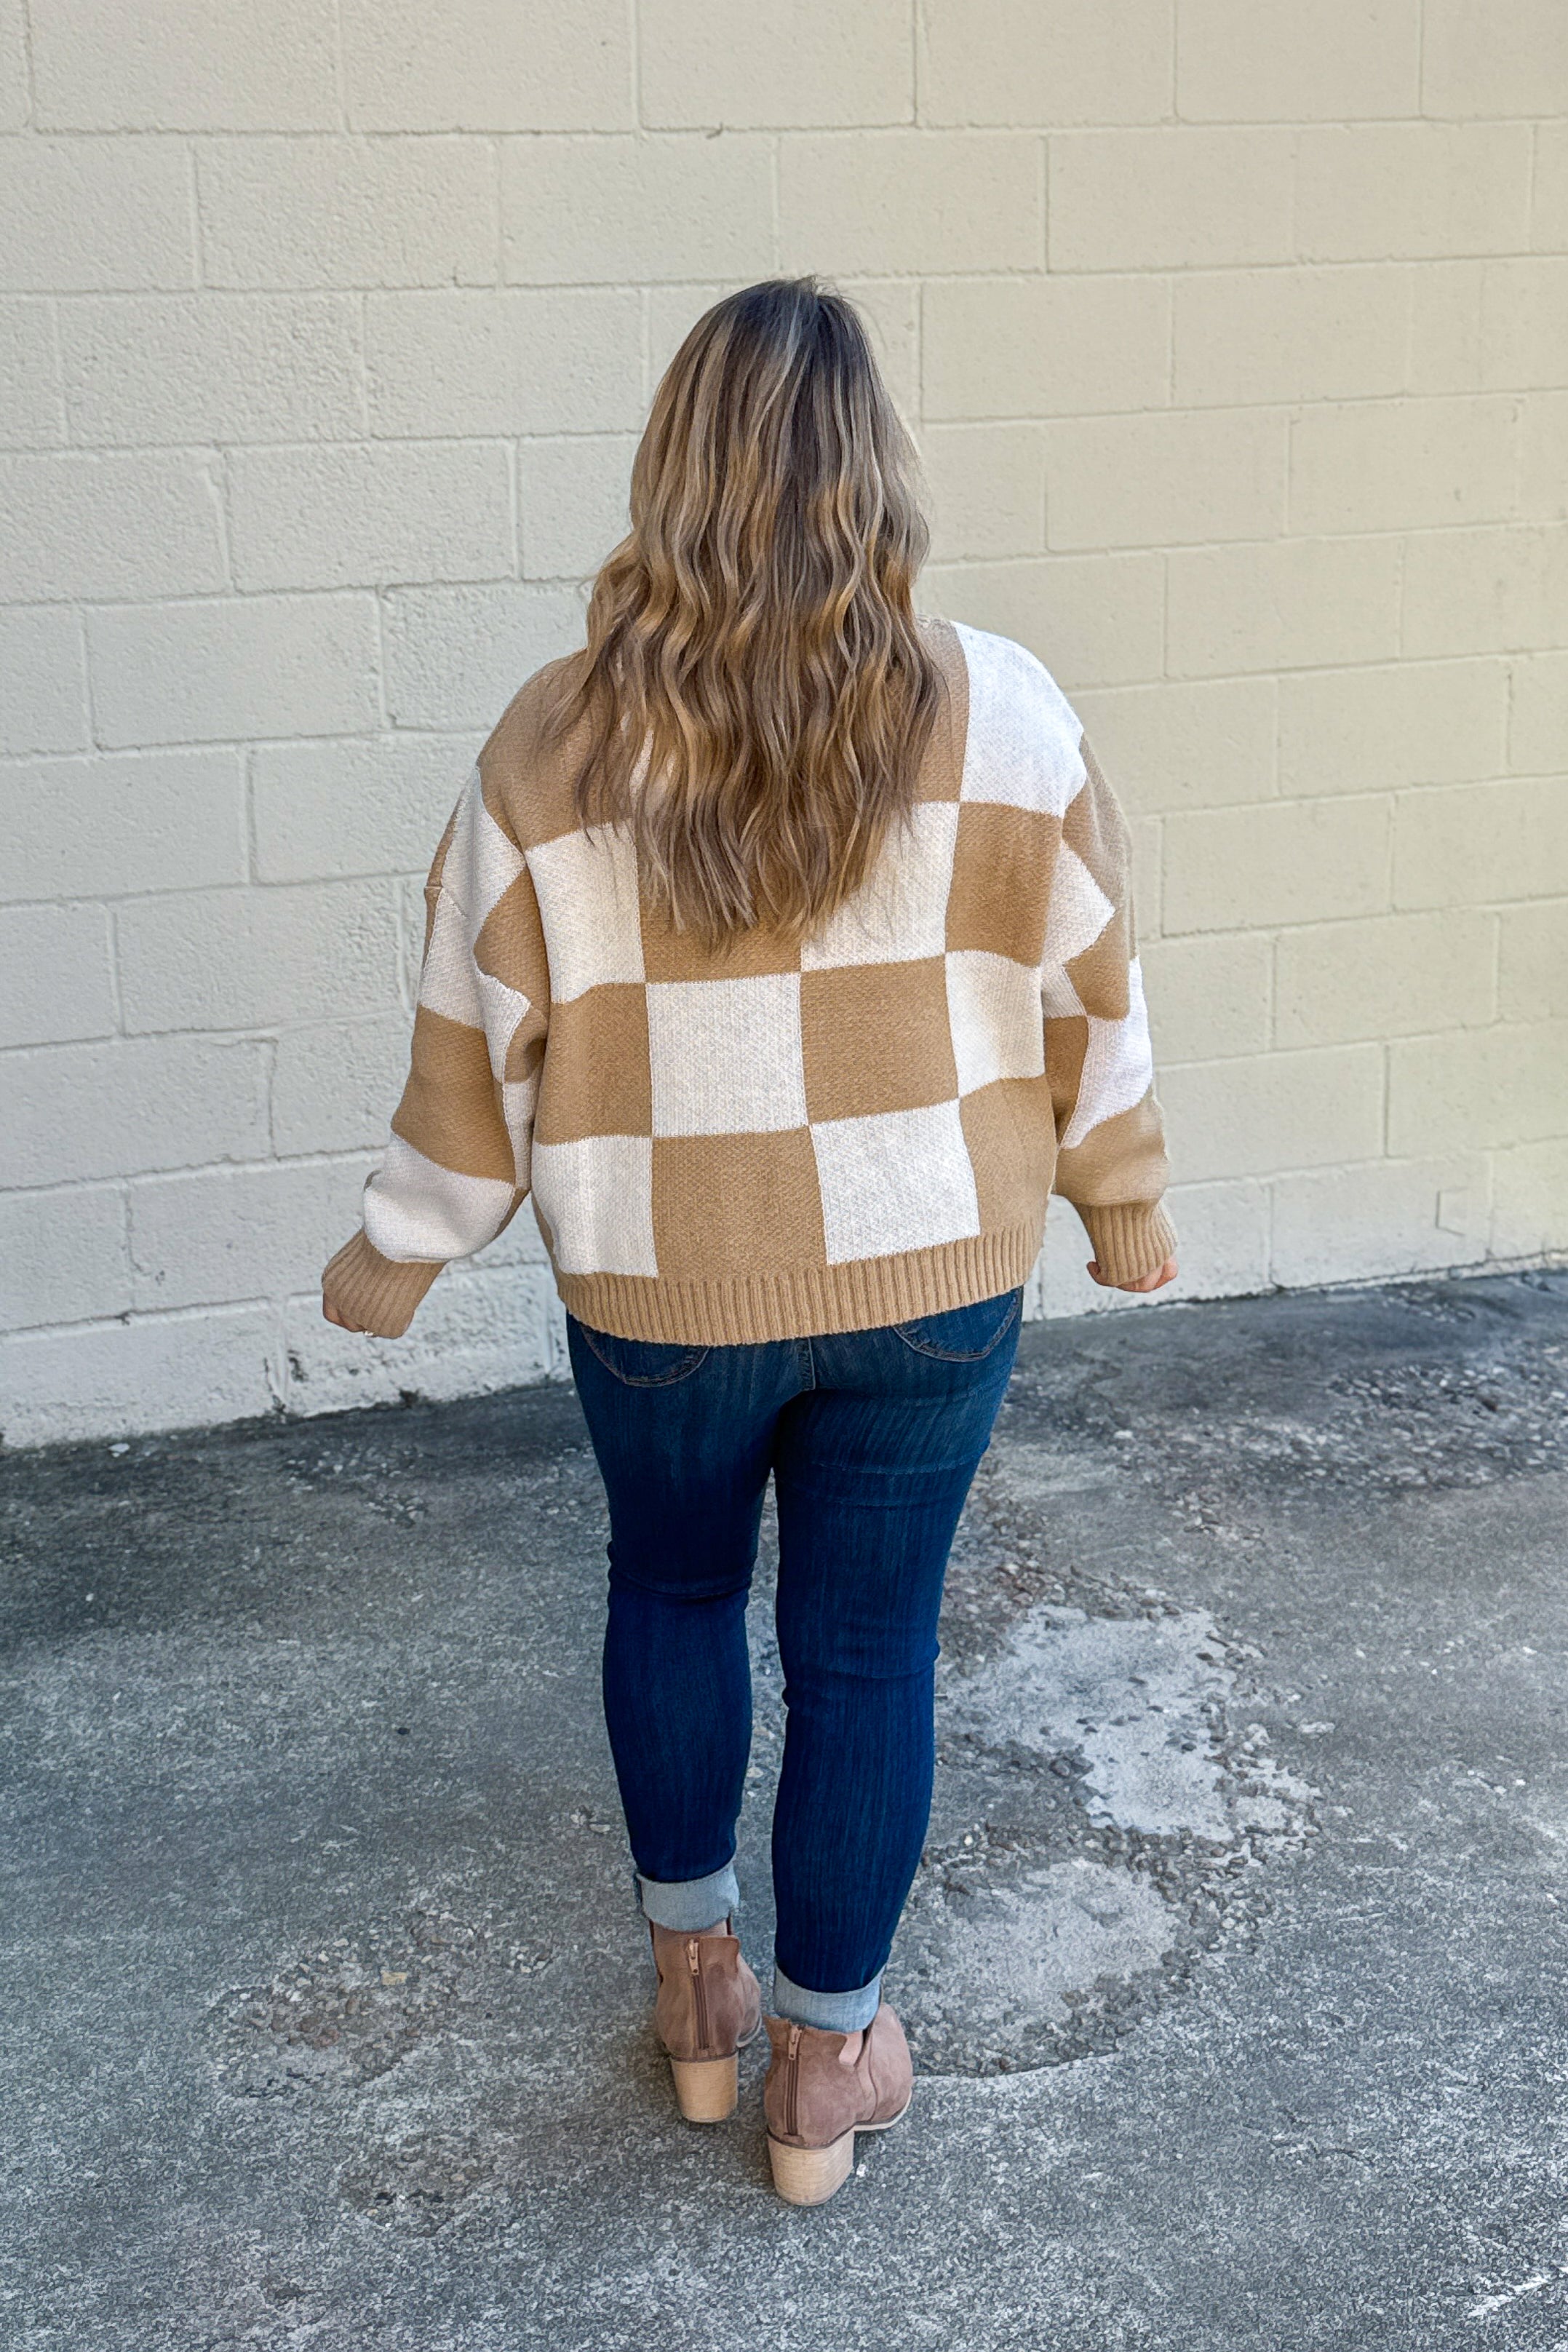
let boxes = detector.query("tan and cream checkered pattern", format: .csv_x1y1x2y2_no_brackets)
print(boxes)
323,617,1175,1343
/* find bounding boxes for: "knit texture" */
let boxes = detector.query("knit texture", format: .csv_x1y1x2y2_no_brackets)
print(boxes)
322,617,1175,1344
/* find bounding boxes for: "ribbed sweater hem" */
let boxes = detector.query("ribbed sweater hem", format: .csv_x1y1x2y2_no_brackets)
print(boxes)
324,1197,1177,1346
554,1225,1044,1347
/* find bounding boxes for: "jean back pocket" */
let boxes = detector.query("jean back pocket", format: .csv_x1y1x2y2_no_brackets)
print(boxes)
574,1322,711,1388
892,1287,1022,1362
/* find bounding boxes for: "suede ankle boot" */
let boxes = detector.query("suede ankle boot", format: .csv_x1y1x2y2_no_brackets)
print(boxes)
648,1918,762,2122
763,2004,913,2204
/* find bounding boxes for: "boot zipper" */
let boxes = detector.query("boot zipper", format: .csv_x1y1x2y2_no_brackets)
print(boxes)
688,1936,709,2055
785,2022,800,2138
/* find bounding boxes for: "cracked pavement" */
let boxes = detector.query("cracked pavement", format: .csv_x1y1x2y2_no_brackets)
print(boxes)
4,1270,1567,2350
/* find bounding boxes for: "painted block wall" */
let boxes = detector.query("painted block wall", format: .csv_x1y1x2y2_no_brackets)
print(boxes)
2,0,1567,1444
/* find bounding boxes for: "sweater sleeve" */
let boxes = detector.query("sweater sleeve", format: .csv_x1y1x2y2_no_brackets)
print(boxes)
1042,732,1177,1285
321,763,549,1338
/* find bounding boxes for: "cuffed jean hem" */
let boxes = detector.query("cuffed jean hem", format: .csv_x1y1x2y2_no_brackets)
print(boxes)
636,1861,740,1932
772,1963,883,2035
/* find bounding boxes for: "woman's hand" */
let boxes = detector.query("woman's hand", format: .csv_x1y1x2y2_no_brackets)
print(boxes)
322,1296,369,1332
1086,1255,1178,1295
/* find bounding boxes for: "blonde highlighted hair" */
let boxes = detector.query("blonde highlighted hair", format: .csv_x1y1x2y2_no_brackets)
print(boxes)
554,278,942,945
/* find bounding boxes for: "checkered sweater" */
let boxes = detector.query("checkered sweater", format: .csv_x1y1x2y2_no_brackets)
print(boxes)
322,617,1175,1344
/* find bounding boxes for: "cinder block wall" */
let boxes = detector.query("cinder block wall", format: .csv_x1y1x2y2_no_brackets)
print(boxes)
3,1,1566,1444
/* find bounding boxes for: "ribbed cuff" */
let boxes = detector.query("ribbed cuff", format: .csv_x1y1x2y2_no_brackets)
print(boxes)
321,1229,443,1339
1075,1199,1179,1287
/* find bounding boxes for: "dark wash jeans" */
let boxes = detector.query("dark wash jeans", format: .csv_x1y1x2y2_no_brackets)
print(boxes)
566,1287,1023,2032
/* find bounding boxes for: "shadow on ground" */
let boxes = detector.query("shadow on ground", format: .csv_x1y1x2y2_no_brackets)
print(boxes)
4,1271,1567,2350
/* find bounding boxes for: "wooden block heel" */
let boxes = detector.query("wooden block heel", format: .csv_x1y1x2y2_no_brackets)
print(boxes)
767,2129,855,2206
669,2053,739,2122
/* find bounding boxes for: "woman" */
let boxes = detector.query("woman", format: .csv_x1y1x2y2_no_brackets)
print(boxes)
322,279,1177,2206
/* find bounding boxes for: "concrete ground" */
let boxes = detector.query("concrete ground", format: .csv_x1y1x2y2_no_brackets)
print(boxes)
4,1270,1568,2352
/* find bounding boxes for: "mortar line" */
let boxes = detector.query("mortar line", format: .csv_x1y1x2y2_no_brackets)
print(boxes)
17,0,36,124
769,133,781,277
330,0,348,134
185,138,204,289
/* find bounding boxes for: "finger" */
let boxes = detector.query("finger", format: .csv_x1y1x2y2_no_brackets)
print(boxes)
1105,1257,1179,1295
1089,1258,1180,1295
1131,1258,1179,1293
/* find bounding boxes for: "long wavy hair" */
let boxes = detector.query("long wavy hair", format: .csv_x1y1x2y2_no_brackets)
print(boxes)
554,278,942,945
